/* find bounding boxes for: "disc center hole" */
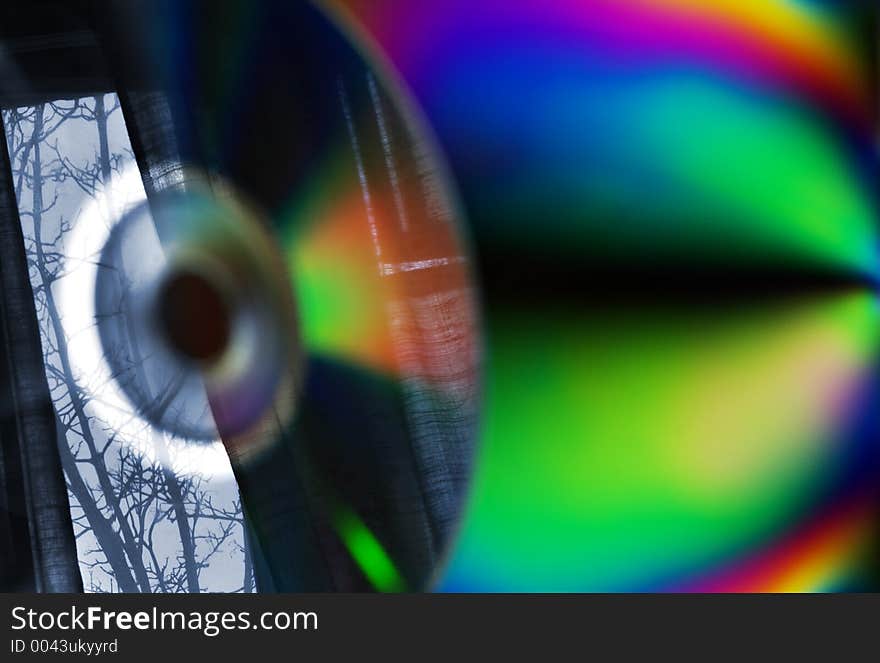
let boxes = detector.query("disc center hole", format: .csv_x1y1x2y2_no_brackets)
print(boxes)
157,268,231,362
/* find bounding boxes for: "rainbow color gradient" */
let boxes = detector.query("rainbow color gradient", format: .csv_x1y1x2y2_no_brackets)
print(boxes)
332,0,880,590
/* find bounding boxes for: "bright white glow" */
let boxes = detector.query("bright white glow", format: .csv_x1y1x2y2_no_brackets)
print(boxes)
56,164,236,482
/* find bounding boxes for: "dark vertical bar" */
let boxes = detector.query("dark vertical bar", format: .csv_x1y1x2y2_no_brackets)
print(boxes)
0,254,35,592
0,114,82,593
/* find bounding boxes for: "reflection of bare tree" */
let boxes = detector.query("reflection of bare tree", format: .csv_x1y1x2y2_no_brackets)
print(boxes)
3,95,248,592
